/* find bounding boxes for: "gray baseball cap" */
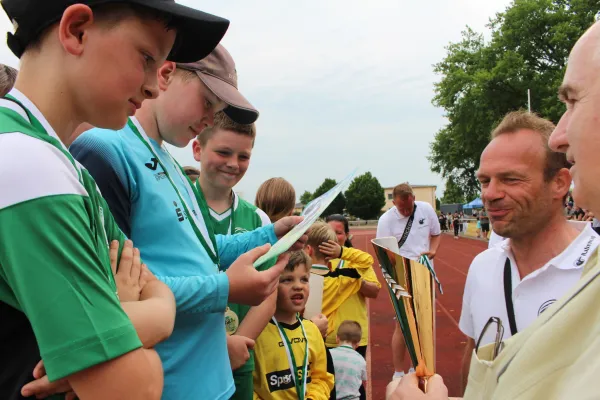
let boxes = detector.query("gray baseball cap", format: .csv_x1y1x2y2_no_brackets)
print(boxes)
177,44,259,124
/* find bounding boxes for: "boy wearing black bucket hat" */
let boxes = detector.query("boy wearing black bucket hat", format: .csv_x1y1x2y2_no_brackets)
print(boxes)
0,1,229,399
70,44,305,399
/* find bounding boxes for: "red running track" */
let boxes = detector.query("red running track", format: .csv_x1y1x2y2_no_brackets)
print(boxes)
350,230,487,399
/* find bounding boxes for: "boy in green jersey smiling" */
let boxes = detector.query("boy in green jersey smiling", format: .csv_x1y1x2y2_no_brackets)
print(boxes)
193,111,274,399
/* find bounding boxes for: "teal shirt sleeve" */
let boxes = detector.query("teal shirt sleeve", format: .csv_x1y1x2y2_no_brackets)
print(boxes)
157,272,229,314
216,225,278,269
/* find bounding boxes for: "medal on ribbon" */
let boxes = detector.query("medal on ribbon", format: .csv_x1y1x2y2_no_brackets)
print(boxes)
225,307,239,335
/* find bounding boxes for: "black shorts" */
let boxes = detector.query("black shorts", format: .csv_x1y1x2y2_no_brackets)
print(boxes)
481,222,490,232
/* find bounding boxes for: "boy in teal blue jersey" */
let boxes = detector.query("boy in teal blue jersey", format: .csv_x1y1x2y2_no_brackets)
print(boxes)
71,45,304,399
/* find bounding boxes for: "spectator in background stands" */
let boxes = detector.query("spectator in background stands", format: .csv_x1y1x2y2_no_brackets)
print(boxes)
438,212,447,232
452,212,460,239
479,210,490,240
572,206,585,220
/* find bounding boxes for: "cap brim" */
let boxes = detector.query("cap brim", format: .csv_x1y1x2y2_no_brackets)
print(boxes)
198,73,259,124
131,0,229,63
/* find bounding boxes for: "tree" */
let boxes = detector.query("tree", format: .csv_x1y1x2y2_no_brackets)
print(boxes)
313,178,346,216
441,176,466,204
430,0,598,197
299,190,313,206
345,172,386,220
435,197,441,211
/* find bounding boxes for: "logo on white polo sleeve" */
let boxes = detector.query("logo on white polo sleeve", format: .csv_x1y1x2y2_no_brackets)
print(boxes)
574,235,597,267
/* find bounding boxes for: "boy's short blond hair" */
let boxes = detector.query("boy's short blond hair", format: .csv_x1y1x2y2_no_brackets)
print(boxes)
285,250,311,273
197,111,256,146
307,221,337,260
337,320,362,344
255,178,296,222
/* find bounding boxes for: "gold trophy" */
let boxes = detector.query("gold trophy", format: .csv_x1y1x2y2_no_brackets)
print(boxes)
371,238,442,391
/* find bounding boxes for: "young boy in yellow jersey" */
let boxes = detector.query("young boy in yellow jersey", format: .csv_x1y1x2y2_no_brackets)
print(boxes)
253,251,334,400
193,111,274,400
0,1,229,398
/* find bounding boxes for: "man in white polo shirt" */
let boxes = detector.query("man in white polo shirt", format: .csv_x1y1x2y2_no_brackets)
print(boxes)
377,183,441,379
458,111,600,393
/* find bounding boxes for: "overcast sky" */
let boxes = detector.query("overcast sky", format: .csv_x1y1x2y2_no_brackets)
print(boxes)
0,0,512,203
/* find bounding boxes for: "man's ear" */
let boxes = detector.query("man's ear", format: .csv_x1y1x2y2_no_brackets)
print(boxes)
157,62,177,91
59,4,94,56
554,168,573,201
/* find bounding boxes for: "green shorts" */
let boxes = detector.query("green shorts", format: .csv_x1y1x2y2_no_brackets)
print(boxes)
231,370,254,400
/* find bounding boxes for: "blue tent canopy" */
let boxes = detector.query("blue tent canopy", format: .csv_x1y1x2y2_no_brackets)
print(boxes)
463,198,483,209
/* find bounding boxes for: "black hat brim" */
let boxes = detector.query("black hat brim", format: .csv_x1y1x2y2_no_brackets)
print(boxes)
129,0,229,63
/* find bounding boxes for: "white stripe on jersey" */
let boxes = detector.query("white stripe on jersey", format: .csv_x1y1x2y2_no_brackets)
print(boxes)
256,207,271,227
209,208,232,221
0,133,87,210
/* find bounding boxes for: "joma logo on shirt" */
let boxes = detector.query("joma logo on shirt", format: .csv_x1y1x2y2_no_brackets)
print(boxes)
145,157,158,171
278,338,306,347
266,367,311,393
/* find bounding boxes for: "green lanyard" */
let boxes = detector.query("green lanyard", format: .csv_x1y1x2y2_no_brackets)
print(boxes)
128,118,220,267
272,315,309,400
227,192,237,235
